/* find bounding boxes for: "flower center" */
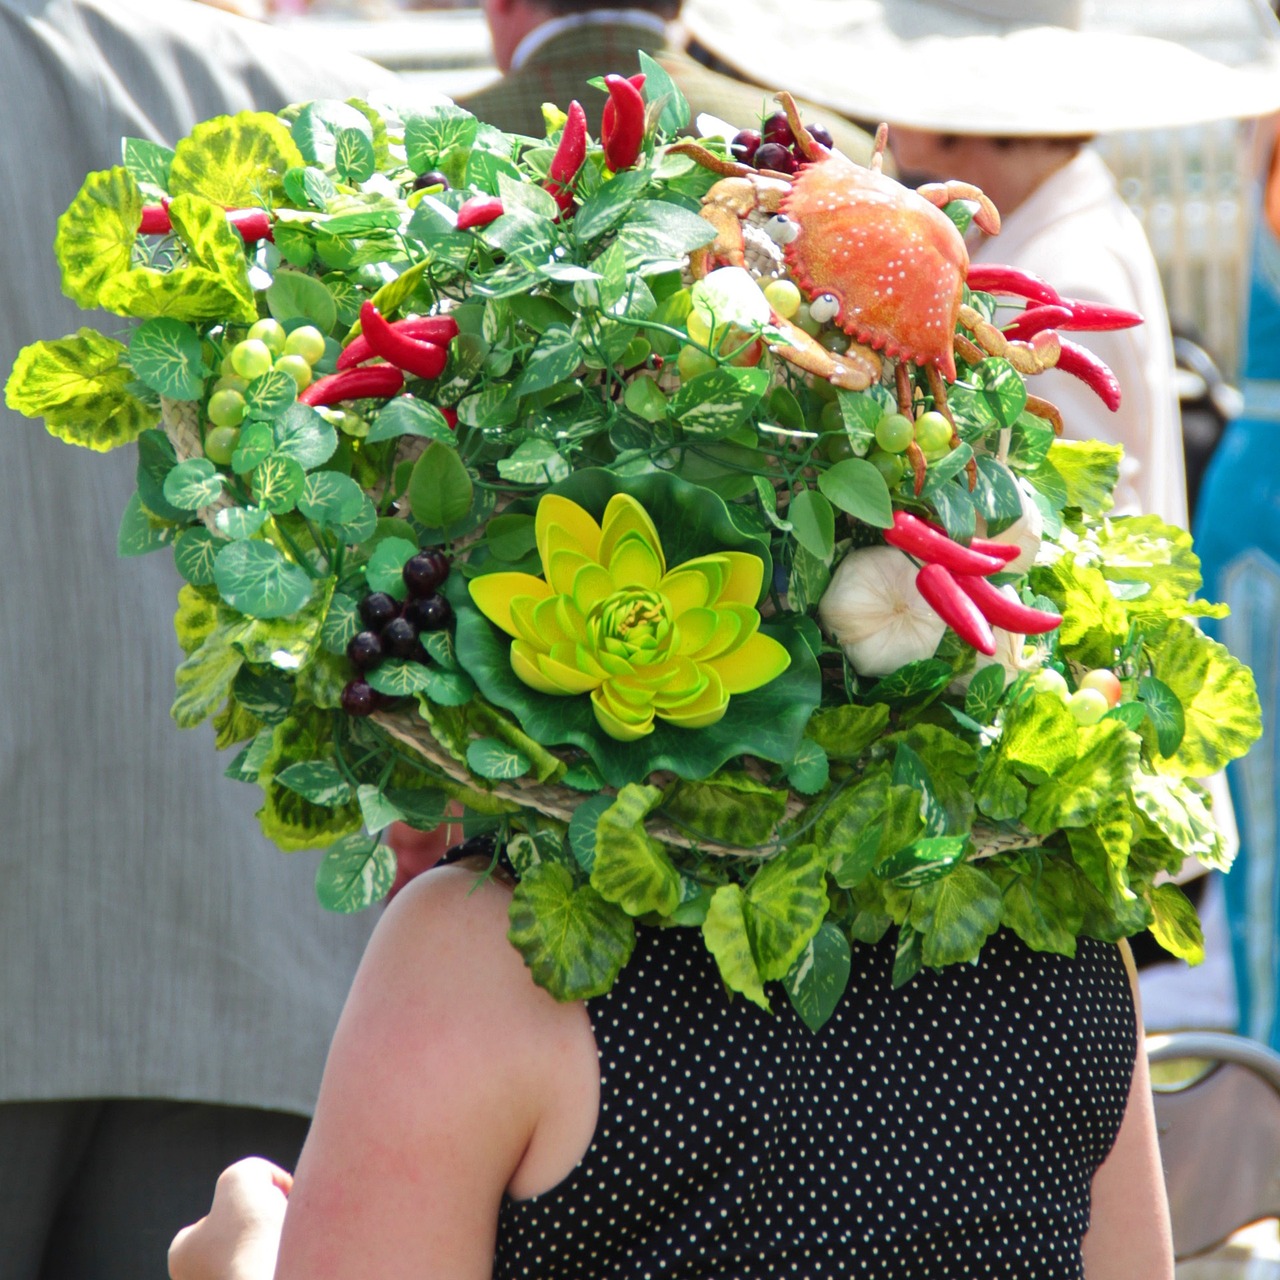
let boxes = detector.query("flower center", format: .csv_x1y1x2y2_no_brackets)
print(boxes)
591,588,671,662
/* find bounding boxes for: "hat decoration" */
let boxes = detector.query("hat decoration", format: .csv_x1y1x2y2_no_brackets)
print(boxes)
7,67,1260,1028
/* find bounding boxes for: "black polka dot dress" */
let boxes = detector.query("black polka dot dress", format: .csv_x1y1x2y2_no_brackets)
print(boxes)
494,925,1136,1279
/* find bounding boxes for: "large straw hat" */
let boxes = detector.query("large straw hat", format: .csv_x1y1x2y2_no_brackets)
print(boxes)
681,0,1280,135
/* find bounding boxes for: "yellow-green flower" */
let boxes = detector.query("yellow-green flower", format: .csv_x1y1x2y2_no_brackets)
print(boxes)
469,493,791,741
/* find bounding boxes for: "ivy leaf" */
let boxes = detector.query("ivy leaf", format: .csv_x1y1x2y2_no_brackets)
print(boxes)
876,835,969,887
169,110,303,206
568,795,614,873
53,166,141,308
213,540,314,619
663,772,787,848
614,199,715,269
971,455,1024,526
817,458,893,529
964,663,1006,724
409,441,474,528
784,921,852,1033
590,784,681,917
637,50,691,135
277,760,355,807
670,366,769,439
233,666,293,723
173,526,222,586
497,439,572,486
703,884,770,1011
909,862,1003,967
164,457,225,510
315,833,395,912
466,736,532,780
508,862,635,1001
744,843,830,981
5,329,156,451
512,329,583,397
129,317,206,400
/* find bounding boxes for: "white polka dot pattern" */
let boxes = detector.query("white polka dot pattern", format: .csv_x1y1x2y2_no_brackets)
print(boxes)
495,927,1135,1279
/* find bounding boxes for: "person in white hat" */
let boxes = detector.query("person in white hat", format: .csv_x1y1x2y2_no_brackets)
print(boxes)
679,0,1280,525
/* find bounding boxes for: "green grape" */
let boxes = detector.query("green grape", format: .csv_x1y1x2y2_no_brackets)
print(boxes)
685,308,715,348
283,325,327,365
793,303,822,337
868,448,905,486
874,412,914,454
623,378,668,423
823,433,854,462
247,318,287,355
914,410,953,457
207,389,246,428
212,374,248,395
677,344,718,380
229,339,273,381
204,426,241,465
274,354,313,390
620,336,651,368
819,400,844,432
763,278,802,319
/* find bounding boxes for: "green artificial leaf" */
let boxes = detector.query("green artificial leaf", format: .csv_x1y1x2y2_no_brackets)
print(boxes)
213,540,314,619
244,370,298,422
786,738,830,795
409,441,474,528
466,736,532,780
568,795,615,873
292,100,373,165
575,169,650,240
231,421,273,474
964,663,1006,724
974,357,1027,429
877,835,969,887
122,136,174,191
164,457,225,510
891,740,947,837
1000,688,1079,782
357,784,404,834
1148,882,1206,964
909,862,1003,967
891,925,924,987
637,50,691,135
995,856,1081,956
118,491,176,556
1149,620,1262,778
818,773,890,888
485,513,538,563
226,728,275,783
298,470,365,526
1131,773,1226,869
233,665,294,724
333,126,375,183
788,488,835,560
497,439,572,486
421,666,477,706
251,454,305,513
136,428,191,522
1023,718,1141,834
129,318,205,400
215,505,269,541
169,110,303,206
1031,556,1128,669
1138,676,1186,757
971,455,1024,526
366,659,433,697
366,397,454,445
703,884,770,1011
174,583,219,655
590,784,681,917
511,329,583,398
817,458,893,529
1041,440,1122,515
277,760,354,807
664,772,787,849
404,104,478,174
670,366,769,439
54,166,141,308
272,403,337,468
172,624,243,728
508,862,635,1001
787,542,831,612
784,921,852,1033
266,270,338,333
6,329,156,450
225,573,334,669
173,525,221,585
321,592,362,655
315,833,395,912
1084,515,1212,621
868,659,953,705
805,704,892,762
744,843,830,981
257,711,363,850
614,199,715,268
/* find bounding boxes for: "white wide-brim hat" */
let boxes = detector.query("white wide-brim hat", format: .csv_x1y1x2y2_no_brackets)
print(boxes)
681,0,1280,135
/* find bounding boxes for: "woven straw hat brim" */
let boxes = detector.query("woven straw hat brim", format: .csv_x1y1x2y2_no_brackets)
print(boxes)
681,0,1280,135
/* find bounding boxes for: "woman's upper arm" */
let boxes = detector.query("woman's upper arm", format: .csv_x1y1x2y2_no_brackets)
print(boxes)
273,868,564,1280
1081,940,1175,1280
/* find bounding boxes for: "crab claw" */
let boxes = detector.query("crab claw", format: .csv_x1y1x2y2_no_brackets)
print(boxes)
917,181,1001,236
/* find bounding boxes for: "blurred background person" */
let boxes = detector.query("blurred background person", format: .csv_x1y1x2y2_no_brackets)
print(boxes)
678,0,1280,1031
0,2,407,1276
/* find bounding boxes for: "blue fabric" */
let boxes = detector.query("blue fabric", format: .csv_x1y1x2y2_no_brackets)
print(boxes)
1195,201,1280,1048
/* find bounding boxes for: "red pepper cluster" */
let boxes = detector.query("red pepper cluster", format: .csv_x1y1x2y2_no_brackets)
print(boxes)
138,201,272,243
965,265,1140,412
884,511,1061,655
298,304,459,410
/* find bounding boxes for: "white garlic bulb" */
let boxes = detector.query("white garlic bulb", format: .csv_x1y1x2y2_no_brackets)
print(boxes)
817,546,947,677
998,480,1044,574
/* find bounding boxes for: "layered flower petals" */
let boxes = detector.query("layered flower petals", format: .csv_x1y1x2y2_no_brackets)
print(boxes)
468,492,790,741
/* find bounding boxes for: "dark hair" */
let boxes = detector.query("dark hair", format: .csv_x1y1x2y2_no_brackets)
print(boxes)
542,0,681,16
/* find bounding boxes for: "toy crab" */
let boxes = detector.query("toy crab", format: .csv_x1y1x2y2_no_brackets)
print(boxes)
671,93,1127,439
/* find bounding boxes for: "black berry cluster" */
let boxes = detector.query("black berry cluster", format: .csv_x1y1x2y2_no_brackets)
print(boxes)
730,112,834,176
340,549,453,717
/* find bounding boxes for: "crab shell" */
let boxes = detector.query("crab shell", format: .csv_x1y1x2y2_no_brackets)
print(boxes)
781,152,969,381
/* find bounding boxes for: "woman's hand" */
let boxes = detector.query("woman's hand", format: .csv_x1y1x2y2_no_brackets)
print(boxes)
169,1157,291,1280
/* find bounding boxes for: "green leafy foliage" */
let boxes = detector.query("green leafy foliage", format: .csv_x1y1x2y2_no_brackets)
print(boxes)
590,785,681,917
784,922,852,1033
316,833,395,912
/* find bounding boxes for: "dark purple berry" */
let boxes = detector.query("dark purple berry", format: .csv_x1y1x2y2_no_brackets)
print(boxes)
403,549,450,597
753,142,797,175
729,128,761,165
806,122,834,150
359,591,398,630
382,616,419,658
346,630,384,671
404,593,452,633
341,679,376,717
761,111,795,149
413,169,450,192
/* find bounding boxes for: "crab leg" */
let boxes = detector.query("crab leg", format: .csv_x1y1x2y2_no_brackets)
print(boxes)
1025,394,1064,436
925,366,978,491
769,319,878,391
958,304,1060,375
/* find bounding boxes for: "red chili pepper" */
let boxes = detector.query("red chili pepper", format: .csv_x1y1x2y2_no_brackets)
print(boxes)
455,195,505,231
966,265,1062,307
916,563,997,655
953,573,1062,635
139,204,172,235
337,315,460,371
922,519,1019,565
884,511,1009,577
1058,298,1143,332
1003,304,1073,341
299,365,404,407
544,100,588,216
359,302,447,381
601,73,647,172
1055,338,1122,411
440,407,458,429
225,207,273,242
